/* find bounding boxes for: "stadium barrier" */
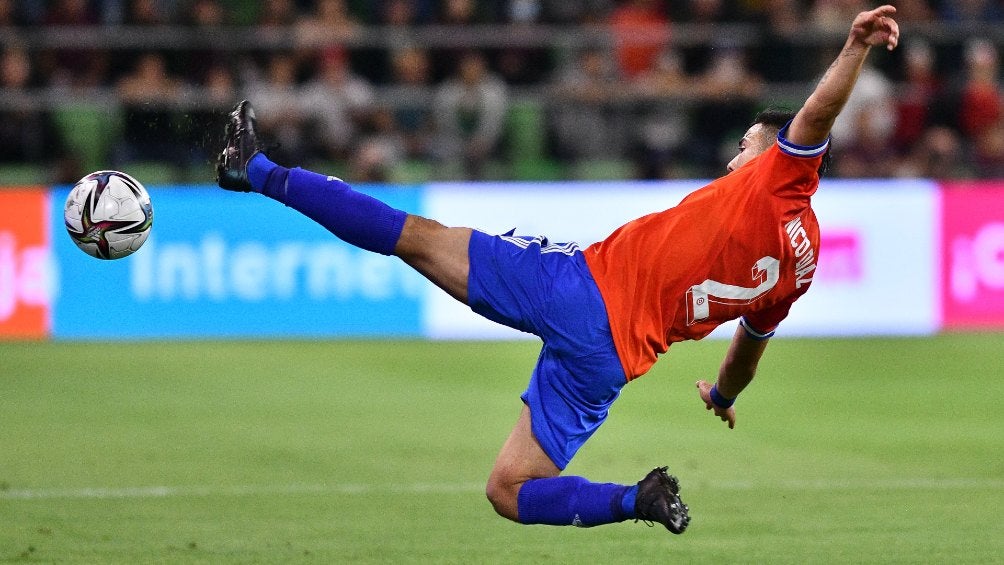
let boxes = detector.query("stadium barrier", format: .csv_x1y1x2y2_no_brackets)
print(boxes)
1,180,1002,340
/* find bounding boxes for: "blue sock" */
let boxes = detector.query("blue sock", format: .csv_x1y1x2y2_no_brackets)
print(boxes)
246,153,407,256
621,485,638,517
517,476,635,527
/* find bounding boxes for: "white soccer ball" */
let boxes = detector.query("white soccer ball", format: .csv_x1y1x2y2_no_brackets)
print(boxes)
64,170,153,260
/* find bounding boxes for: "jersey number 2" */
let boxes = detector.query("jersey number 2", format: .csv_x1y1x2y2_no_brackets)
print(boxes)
687,256,780,324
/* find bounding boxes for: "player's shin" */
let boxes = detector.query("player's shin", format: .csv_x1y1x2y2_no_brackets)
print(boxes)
516,476,636,527
247,153,407,256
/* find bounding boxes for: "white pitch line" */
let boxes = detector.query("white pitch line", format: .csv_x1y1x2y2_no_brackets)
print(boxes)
2,478,1001,501
0,482,485,500
709,478,1004,491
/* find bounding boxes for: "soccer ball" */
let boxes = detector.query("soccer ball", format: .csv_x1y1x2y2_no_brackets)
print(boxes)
64,170,154,260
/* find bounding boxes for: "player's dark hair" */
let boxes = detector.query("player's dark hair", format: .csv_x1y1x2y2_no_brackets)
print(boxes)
753,107,832,177
753,108,796,131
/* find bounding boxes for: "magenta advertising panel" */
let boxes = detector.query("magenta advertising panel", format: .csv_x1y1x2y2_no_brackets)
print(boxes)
941,182,1004,330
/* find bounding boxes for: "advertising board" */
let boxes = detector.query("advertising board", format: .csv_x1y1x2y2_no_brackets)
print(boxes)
50,186,424,339
940,183,1004,330
1,179,997,340
0,189,52,339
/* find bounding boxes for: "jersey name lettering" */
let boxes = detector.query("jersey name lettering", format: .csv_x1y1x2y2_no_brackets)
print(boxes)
785,216,816,288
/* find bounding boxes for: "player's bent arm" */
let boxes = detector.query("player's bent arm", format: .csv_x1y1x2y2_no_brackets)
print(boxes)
787,5,899,147
715,322,770,400
695,322,769,429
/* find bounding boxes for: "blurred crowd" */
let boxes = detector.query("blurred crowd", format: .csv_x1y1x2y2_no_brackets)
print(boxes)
1,0,1003,184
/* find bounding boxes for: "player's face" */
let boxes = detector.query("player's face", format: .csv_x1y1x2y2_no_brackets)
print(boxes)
727,124,772,173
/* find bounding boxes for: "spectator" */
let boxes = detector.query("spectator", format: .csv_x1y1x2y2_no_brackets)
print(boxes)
388,46,436,159
362,0,428,82
756,0,813,82
182,63,238,166
892,41,942,153
496,0,552,86
0,46,76,181
301,48,375,161
632,47,691,178
811,0,870,33
939,0,1003,22
380,0,414,25
125,0,171,26
972,121,1004,177
114,51,189,166
186,0,225,25
296,0,362,48
257,0,296,27
956,39,1004,176
247,52,312,164
831,97,901,178
895,126,974,179
43,0,96,25
41,0,100,86
371,0,436,26
507,0,542,24
890,0,937,23
433,51,508,179
431,0,497,80
438,0,491,25
551,47,630,163
829,56,895,176
688,45,764,175
609,0,670,79
179,0,229,80
957,38,1001,140
540,0,612,24
692,45,763,101
676,0,745,73
0,0,27,26
349,107,407,182
677,0,738,22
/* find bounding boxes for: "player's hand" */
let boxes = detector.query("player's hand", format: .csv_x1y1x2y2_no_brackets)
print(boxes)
695,380,736,429
850,5,899,51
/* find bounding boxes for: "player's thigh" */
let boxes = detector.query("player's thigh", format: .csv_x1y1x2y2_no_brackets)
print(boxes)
394,215,472,304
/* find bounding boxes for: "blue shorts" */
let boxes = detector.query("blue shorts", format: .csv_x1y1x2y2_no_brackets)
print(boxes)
467,230,627,469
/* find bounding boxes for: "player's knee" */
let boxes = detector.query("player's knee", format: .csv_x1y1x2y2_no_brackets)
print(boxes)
485,475,520,522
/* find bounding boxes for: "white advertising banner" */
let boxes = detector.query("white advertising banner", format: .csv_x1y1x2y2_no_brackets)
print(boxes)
782,179,939,336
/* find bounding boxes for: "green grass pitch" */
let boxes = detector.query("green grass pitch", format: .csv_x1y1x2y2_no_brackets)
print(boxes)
2,334,1002,564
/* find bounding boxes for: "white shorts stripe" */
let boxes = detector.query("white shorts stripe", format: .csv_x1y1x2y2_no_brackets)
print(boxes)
499,235,580,256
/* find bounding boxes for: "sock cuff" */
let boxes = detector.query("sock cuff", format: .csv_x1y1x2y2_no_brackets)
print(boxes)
516,478,549,524
247,152,277,193
618,485,637,520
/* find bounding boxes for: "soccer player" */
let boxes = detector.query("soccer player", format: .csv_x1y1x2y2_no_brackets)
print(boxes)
215,6,899,533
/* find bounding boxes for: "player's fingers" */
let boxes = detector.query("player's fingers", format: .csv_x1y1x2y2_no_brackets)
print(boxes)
886,18,900,50
876,4,896,16
696,380,714,410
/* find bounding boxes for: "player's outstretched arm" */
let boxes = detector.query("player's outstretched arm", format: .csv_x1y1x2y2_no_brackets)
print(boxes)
696,325,770,429
787,5,900,147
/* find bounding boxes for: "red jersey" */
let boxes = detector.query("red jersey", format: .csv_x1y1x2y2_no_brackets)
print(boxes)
584,134,826,380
